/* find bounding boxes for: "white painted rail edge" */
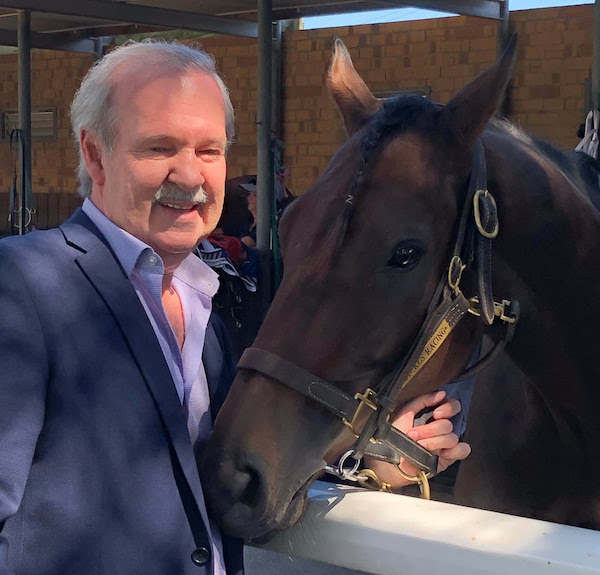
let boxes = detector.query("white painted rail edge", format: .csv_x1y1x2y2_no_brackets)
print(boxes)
253,480,600,574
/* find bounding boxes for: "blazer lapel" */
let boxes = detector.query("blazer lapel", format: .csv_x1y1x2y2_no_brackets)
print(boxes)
60,210,206,507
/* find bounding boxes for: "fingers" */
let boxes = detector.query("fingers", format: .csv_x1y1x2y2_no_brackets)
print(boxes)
398,390,446,417
361,391,470,491
407,418,453,441
437,442,472,473
431,398,461,420
392,393,459,438
400,439,471,477
418,431,459,453
394,409,417,435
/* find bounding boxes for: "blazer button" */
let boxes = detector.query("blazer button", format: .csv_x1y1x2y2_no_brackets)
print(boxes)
191,547,211,566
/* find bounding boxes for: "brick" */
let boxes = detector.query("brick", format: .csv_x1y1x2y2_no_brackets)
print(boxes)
409,31,425,43
530,85,560,99
453,25,485,40
469,38,493,52
469,50,495,65
542,99,564,111
296,40,312,52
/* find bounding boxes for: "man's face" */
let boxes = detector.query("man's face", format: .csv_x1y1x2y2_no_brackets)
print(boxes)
90,69,228,270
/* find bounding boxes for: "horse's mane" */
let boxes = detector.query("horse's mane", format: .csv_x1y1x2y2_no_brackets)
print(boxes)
489,118,600,213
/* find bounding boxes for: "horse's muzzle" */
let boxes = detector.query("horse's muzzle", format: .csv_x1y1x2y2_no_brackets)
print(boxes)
200,439,317,541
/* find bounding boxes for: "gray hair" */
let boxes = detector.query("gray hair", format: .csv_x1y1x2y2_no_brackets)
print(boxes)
70,40,235,198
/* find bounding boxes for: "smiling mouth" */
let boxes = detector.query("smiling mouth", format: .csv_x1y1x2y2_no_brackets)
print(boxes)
157,201,200,211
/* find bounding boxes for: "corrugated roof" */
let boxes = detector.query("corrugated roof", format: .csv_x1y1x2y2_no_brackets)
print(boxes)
0,0,505,47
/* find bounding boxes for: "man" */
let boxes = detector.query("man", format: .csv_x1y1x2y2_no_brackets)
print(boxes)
0,41,468,575
0,41,239,575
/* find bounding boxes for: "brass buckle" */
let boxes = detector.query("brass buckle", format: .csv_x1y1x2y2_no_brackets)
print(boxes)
356,468,393,492
473,189,499,239
343,388,378,437
396,466,432,500
448,255,466,294
494,299,517,324
468,296,516,324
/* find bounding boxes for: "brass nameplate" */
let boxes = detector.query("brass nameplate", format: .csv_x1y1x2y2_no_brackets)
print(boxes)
402,319,452,388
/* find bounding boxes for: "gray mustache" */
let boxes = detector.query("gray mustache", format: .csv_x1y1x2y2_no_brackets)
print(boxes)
154,183,208,205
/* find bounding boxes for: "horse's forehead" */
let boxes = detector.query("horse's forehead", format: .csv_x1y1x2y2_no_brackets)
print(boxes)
279,130,444,273
286,130,439,219
378,132,437,179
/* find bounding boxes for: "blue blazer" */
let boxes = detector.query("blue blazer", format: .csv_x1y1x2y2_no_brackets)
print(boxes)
0,210,243,575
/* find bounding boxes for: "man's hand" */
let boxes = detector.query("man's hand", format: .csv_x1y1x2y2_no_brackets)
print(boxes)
366,390,471,490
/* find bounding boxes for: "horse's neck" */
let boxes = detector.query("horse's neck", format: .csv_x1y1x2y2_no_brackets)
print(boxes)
487,133,600,333
486,134,600,454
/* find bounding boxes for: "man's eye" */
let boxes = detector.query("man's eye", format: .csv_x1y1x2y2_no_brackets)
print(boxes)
388,243,424,269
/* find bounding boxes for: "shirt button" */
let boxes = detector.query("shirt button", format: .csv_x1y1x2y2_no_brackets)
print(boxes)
148,255,158,265
191,547,211,566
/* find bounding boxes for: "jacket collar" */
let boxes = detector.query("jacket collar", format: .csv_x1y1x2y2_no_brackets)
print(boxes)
60,209,211,508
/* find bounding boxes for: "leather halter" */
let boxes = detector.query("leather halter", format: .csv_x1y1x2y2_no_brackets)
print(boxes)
237,140,519,478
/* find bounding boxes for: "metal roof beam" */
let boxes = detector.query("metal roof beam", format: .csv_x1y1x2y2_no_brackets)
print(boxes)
370,0,503,19
217,0,503,20
0,28,97,52
0,0,258,37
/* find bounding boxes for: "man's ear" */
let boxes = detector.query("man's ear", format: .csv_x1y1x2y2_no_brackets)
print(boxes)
80,129,106,187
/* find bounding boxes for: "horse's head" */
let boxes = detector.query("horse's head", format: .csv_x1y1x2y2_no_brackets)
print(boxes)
201,37,517,540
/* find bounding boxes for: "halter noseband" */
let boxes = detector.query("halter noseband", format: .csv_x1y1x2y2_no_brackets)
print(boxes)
237,140,519,491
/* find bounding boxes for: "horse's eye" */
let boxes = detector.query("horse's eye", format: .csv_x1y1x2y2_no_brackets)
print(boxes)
388,244,423,269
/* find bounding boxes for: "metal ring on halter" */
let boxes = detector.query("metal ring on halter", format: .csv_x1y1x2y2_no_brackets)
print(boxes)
337,449,361,479
323,464,357,481
396,466,432,500
447,255,465,293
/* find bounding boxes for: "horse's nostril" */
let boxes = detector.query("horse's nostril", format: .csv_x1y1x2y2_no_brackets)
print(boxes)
220,457,265,511
237,466,261,508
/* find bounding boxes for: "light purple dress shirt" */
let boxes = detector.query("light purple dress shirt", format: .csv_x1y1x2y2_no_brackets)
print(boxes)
82,199,226,575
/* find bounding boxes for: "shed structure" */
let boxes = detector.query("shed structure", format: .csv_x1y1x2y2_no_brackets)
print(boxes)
0,0,511,247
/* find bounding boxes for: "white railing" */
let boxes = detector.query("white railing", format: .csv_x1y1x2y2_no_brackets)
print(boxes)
254,480,600,574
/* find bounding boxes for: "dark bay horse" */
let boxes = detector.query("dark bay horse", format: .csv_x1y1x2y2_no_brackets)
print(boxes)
201,36,600,540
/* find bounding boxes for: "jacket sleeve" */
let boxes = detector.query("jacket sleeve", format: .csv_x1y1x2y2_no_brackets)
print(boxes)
0,246,48,575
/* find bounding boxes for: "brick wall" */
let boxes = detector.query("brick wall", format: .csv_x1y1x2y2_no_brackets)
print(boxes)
0,4,593,232
0,50,94,197
282,5,593,193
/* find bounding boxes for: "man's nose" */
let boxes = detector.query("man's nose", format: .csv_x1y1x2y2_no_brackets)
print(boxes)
167,150,206,192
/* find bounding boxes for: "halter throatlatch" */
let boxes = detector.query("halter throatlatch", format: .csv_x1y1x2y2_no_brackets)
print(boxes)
237,140,519,498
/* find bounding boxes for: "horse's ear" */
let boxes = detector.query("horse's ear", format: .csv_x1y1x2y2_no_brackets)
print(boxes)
327,38,381,136
441,33,517,148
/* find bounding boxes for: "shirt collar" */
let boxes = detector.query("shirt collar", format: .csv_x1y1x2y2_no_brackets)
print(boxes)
82,198,219,296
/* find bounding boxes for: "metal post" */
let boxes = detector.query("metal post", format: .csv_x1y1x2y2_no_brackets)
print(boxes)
496,0,510,117
593,0,600,109
256,0,274,308
18,10,32,235
272,21,282,139
496,0,509,59
256,0,273,253
94,36,103,60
